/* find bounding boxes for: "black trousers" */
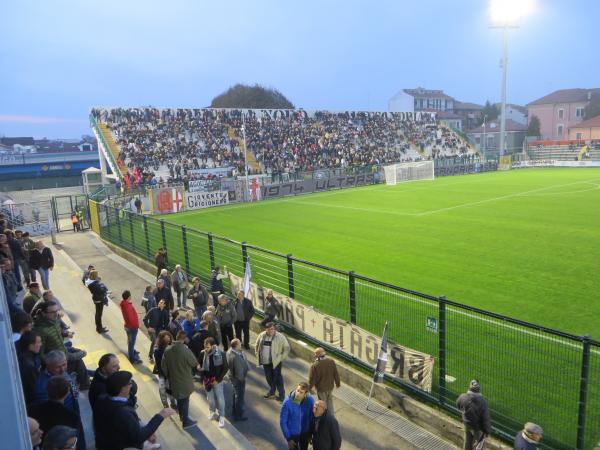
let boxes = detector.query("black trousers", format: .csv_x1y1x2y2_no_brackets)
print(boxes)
220,324,234,351
234,320,250,348
94,303,105,331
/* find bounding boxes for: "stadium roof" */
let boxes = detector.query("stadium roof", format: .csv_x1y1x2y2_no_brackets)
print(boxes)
528,88,600,106
468,119,527,134
569,115,600,129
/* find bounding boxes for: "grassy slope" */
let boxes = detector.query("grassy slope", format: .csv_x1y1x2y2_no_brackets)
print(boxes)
168,168,600,336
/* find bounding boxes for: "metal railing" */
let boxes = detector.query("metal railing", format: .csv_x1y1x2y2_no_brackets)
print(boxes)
90,200,599,450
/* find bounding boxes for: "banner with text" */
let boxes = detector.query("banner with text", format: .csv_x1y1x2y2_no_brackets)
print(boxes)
229,273,434,392
185,191,229,210
260,173,376,200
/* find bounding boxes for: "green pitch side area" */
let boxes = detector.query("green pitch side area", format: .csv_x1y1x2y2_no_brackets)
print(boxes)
168,168,600,336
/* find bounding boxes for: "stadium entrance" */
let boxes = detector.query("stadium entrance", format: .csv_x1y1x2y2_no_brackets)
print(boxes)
51,194,90,232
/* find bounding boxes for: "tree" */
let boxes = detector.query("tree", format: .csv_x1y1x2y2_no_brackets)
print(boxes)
584,93,600,120
210,84,294,109
476,101,499,126
527,115,541,137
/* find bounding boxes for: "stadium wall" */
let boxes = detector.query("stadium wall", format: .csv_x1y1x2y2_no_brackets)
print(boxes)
87,199,600,450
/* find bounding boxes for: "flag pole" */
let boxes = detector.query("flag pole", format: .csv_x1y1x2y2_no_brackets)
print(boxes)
366,321,389,411
366,378,376,411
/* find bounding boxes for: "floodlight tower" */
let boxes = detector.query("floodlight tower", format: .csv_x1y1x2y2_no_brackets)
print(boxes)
489,0,534,157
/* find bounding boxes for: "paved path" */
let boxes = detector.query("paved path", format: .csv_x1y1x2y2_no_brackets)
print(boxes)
51,230,457,450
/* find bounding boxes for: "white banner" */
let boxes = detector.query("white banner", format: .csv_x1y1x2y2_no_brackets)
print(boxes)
552,160,600,167
229,273,434,392
185,191,229,210
188,180,208,193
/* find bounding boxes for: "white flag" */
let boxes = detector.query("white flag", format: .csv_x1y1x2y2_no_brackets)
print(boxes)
243,260,252,296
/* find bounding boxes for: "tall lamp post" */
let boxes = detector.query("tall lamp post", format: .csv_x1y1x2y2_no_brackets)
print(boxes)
489,0,534,157
241,112,250,201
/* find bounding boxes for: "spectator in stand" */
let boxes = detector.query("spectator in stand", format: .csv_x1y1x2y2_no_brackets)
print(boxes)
514,423,543,450
308,348,341,415
120,290,142,364
202,309,221,346
210,265,228,307
261,289,282,327
456,380,492,450
144,299,169,362
153,330,177,409
29,376,85,450
29,241,53,290
28,417,43,450
15,229,33,283
89,353,137,411
280,382,315,450
18,330,43,405
154,278,174,311
161,330,201,428
158,268,172,291
94,371,175,450
5,229,26,285
1,258,22,313
188,276,209,320
168,310,183,338
21,231,37,282
33,301,89,389
41,425,78,450
182,309,200,342
85,270,109,334
23,282,43,315
171,264,188,309
142,285,156,312
11,309,33,344
189,320,211,362
233,290,255,350
226,338,249,422
81,265,94,285
200,336,229,428
216,294,236,351
255,322,290,402
154,248,167,279
311,400,342,450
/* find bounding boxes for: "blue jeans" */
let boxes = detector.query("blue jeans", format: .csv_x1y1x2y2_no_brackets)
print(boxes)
231,379,246,419
125,328,138,362
207,381,225,417
38,267,50,290
177,396,190,423
263,362,285,398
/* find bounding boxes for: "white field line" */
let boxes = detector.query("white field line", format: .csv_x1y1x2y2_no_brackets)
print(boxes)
416,177,600,216
286,199,416,216
355,280,600,354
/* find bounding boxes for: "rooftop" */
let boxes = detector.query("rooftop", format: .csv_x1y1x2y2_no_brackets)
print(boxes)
528,88,600,106
569,115,600,129
403,87,454,100
468,119,527,134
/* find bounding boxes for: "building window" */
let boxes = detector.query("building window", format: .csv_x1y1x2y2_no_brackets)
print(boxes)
558,109,564,119
576,107,584,118
420,99,424,109
576,132,582,140
557,124,564,137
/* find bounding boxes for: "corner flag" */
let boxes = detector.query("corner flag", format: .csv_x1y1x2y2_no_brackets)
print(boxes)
373,321,389,383
243,259,252,296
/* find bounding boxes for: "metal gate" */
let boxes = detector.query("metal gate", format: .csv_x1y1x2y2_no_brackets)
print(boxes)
1,200,53,236
51,194,89,232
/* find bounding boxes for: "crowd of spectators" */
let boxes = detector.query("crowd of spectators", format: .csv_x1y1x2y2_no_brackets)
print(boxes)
92,107,476,186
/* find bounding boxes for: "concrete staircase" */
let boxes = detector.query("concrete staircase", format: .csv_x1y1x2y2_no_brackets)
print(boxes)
227,126,261,173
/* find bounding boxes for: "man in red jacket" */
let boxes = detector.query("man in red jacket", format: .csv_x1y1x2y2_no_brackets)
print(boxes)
120,291,142,364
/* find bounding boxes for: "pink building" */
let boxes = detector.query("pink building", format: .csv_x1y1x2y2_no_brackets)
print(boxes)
527,88,600,140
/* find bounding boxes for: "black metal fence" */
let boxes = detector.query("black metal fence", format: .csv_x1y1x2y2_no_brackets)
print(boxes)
92,200,599,450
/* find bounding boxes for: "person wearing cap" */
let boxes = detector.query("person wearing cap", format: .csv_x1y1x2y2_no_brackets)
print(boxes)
456,379,492,450
514,422,543,450
93,371,175,450
41,425,78,450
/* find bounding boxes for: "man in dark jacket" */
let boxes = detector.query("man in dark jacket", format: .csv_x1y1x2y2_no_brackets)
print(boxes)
188,277,209,319
200,337,229,428
144,299,169,361
227,338,249,421
261,289,282,327
85,270,109,333
233,290,255,350
93,371,175,450
456,380,492,450
29,241,53,290
154,278,174,311
514,422,543,450
311,400,342,450
216,294,237,351
89,353,136,410
189,320,211,361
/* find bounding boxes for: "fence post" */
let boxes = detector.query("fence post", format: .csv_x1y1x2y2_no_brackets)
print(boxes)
160,220,168,266
438,296,447,407
349,271,356,324
143,215,150,258
576,335,591,450
208,233,215,270
287,254,295,299
182,226,190,274
105,205,112,239
241,242,248,266
129,213,135,250
117,209,123,243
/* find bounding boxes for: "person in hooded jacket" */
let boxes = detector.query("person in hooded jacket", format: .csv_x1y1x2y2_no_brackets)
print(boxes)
85,270,109,333
279,382,314,450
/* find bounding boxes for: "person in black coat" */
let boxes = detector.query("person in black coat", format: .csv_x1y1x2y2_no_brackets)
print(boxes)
29,241,53,290
154,278,174,311
456,380,492,450
93,371,175,450
233,290,255,350
28,376,85,450
188,320,211,361
85,270,109,333
89,353,137,410
143,299,170,361
311,400,342,450
17,330,43,406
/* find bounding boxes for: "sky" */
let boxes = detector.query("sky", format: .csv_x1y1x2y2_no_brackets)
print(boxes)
1,0,599,139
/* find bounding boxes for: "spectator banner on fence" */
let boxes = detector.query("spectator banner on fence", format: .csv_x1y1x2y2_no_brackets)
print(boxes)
229,273,434,392
150,188,185,214
188,180,209,193
260,173,376,200
185,191,229,210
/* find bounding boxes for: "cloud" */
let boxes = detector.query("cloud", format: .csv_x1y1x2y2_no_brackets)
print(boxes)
0,115,87,124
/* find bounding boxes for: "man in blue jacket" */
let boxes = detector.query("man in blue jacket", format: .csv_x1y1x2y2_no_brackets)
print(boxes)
280,382,314,450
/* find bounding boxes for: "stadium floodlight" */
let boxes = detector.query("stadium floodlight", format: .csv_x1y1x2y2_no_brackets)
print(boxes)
383,161,434,186
489,0,534,157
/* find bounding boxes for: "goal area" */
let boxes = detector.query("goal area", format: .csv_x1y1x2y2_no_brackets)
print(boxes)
383,161,435,185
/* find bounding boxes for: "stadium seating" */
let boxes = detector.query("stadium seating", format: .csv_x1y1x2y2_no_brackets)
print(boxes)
91,108,477,183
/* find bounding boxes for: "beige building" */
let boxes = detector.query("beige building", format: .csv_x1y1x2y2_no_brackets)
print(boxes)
568,116,600,141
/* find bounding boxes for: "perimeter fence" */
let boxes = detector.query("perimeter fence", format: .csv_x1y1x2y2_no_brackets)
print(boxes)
89,200,600,450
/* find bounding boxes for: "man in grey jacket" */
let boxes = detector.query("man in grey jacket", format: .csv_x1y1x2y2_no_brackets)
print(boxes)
226,338,249,421
456,380,492,450
216,294,237,351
